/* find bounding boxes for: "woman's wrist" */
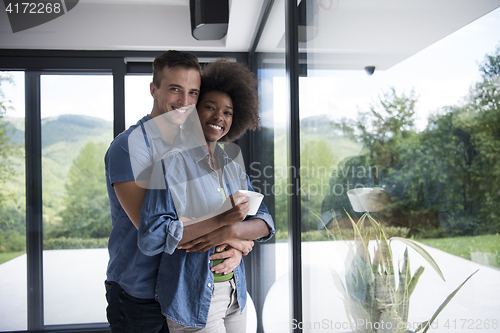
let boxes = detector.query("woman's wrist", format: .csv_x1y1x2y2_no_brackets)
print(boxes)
225,223,239,239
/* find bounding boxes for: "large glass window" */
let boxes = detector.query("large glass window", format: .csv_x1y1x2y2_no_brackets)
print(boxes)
0,71,26,331
251,0,292,332
297,4,500,333
40,74,113,325
125,75,153,128
2,2,500,332
253,65,287,333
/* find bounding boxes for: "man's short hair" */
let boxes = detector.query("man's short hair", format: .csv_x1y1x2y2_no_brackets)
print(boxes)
152,50,201,88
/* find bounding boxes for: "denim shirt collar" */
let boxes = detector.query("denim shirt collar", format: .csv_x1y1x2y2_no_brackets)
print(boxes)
179,126,232,167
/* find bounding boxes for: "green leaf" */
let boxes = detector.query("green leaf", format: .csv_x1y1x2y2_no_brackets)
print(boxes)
390,237,445,281
407,266,425,297
329,267,348,297
345,298,373,333
368,214,394,275
419,269,479,333
397,248,411,323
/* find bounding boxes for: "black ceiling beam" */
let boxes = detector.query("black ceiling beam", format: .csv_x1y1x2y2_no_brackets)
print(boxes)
249,0,275,56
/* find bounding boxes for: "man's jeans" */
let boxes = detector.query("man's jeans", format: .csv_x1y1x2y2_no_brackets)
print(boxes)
105,280,168,333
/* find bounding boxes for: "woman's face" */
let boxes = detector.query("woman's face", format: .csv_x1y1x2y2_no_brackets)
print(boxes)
197,90,233,143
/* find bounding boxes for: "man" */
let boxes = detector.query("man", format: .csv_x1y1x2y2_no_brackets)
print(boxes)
104,50,202,333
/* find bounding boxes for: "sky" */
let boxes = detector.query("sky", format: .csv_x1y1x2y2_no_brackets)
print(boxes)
1,6,500,131
268,6,500,130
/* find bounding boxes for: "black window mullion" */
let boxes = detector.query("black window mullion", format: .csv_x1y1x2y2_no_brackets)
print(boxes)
25,71,44,330
113,63,126,137
285,0,302,331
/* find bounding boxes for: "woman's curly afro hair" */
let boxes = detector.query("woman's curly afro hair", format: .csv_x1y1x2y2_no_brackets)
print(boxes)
199,58,260,142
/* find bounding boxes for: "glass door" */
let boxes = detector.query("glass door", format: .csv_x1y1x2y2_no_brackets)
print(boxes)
299,3,500,333
40,74,113,326
0,71,26,331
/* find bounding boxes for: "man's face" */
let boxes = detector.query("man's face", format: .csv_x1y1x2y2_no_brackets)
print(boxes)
150,66,201,124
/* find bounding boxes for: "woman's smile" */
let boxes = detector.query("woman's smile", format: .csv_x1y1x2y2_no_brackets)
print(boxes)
197,91,233,143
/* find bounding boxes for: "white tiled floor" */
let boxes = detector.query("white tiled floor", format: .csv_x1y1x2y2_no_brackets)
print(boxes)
263,241,500,332
1,242,499,332
0,249,109,331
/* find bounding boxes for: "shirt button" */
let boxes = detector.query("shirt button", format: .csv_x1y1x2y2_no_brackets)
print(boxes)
217,188,221,192
207,283,212,288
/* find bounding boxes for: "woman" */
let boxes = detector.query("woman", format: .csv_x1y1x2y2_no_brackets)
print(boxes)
138,59,275,332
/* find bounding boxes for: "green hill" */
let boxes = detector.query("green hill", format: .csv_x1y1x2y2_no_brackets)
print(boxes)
1,114,113,230
2,113,363,239
41,115,112,175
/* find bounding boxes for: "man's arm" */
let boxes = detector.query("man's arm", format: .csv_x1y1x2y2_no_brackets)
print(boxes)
109,123,155,230
114,180,148,229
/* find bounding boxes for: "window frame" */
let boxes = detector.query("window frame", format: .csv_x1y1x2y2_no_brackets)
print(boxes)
0,51,254,332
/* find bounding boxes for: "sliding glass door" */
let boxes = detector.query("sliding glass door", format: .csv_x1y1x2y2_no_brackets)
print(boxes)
0,71,26,332
40,74,113,326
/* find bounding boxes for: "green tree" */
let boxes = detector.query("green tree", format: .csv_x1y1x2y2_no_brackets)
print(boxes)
0,74,25,251
6,232,26,251
479,45,500,77
458,45,500,233
338,87,417,164
389,110,477,236
387,45,500,236
300,139,337,231
323,88,419,230
48,141,111,239
0,74,21,207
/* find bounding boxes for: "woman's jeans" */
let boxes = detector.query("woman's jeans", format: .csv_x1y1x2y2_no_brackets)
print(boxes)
105,280,168,333
166,278,246,333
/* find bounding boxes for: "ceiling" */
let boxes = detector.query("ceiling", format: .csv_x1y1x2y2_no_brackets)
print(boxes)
1,0,500,70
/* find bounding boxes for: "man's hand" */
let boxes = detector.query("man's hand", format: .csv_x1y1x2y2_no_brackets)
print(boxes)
210,247,243,275
216,239,254,256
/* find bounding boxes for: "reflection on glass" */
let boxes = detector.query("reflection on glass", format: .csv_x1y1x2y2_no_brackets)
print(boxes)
299,4,500,333
256,65,288,333
41,75,113,325
252,0,290,331
0,71,26,331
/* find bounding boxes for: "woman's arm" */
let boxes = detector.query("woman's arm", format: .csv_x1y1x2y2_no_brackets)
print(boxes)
178,192,250,244
179,218,269,253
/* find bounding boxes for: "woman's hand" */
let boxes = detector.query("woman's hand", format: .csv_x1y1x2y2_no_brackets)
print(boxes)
217,192,250,226
210,247,242,275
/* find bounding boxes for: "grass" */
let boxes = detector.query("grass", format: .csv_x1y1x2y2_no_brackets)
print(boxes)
274,226,410,242
417,234,500,269
0,251,25,265
273,230,500,269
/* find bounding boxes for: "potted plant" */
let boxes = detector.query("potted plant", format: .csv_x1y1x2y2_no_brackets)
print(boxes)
323,212,477,333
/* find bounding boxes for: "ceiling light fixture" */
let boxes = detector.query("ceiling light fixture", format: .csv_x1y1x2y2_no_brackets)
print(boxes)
190,0,229,40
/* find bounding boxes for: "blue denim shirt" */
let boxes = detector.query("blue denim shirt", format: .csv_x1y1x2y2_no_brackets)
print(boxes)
138,135,275,328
